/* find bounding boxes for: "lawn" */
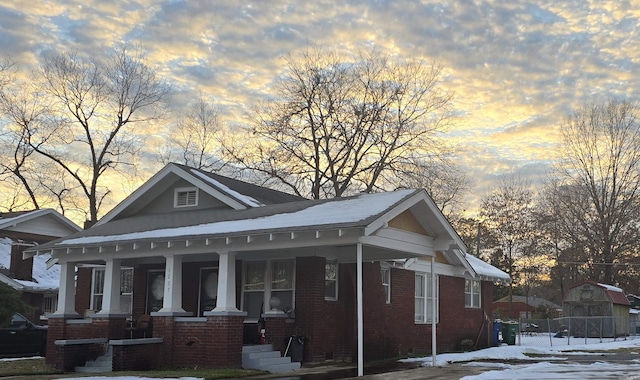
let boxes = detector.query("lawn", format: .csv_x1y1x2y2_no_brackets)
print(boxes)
0,357,265,379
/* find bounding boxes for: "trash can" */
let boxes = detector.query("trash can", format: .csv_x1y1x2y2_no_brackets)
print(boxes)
285,335,305,362
493,319,503,346
502,321,518,345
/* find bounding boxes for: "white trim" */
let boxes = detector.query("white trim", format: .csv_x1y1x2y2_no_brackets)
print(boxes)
174,187,199,208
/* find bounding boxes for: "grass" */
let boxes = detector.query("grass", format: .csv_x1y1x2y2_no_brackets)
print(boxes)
0,357,266,379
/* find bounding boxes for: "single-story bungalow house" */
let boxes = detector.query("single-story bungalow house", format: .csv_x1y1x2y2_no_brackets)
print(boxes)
0,209,81,324
562,281,630,338
493,295,562,320
26,163,509,375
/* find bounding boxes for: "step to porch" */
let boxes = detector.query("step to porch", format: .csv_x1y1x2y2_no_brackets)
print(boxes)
242,344,300,374
75,347,113,373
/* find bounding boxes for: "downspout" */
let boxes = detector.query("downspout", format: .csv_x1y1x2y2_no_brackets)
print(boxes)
431,255,436,367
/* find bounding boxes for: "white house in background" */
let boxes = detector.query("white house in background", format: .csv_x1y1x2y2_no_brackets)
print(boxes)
0,209,81,323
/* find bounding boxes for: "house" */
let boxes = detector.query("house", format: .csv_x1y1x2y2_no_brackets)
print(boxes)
562,281,630,338
25,163,510,374
0,209,81,324
493,295,562,320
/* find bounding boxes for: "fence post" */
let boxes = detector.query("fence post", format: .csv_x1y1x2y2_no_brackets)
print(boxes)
584,317,587,345
567,317,571,345
548,318,552,347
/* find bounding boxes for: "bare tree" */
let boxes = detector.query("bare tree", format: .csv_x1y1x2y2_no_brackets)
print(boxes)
552,98,640,285
479,175,538,319
224,47,454,199
18,44,170,224
159,93,224,170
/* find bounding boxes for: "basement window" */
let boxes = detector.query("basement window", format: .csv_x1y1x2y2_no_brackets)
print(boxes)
174,187,198,208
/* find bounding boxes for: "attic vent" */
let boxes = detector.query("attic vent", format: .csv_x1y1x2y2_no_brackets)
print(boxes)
175,187,198,208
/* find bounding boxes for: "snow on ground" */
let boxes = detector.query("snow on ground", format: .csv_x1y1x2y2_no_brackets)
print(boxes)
402,335,640,379
5,336,640,379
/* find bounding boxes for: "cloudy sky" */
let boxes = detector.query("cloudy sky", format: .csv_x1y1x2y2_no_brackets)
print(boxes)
1,0,638,212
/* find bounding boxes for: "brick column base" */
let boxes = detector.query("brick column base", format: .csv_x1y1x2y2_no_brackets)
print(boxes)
264,314,295,354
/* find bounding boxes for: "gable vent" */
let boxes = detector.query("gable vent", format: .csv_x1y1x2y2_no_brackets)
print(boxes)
175,187,198,208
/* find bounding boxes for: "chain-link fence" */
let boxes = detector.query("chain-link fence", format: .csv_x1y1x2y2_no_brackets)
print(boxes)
498,317,640,347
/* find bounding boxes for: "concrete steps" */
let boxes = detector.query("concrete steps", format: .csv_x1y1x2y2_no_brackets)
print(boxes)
75,347,112,373
242,344,300,373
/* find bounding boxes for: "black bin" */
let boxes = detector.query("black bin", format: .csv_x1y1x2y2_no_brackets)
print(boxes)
285,335,305,362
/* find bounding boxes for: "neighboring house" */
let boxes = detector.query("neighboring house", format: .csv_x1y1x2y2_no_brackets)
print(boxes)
493,295,562,320
562,281,630,338
0,209,81,324
26,163,510,373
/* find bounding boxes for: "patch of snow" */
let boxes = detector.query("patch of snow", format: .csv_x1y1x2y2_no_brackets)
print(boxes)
598,283,623,292
59,190,415,246
191,170,262,207
0,237,59,290
464,254,510,282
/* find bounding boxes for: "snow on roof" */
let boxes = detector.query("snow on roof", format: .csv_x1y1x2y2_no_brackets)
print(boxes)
598,283,623,292
465,253,510,282
0,238,59,291
59,190,416,246
191,169,262,207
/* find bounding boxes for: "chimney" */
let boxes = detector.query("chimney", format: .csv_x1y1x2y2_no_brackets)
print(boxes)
10,243,34,281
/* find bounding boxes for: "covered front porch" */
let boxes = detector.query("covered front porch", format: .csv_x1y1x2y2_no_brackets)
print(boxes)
40,220,446,374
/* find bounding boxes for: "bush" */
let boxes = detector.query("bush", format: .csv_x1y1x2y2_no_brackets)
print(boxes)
0,281,32,326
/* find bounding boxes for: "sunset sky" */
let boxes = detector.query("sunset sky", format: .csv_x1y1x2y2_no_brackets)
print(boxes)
1,0,638,215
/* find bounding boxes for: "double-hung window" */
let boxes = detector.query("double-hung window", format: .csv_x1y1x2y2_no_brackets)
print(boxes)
465,279,481,308
415,272,439,323
381,266,391,304
325,260,338,300
90,267,134,314
242,260,295,321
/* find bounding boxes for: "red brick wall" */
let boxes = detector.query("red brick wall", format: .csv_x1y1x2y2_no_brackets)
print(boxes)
10,245,33,280
112,342,162,371
76,267,92,314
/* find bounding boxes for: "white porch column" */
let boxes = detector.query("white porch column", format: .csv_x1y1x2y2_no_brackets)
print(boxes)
98,258,123,315
158,254,187,314
213,251,240,312
55,261,78,316
357,243,364,377
431,255,437,367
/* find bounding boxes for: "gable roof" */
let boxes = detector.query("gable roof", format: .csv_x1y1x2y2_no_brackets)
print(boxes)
0,209,81,238
564,280,630,306
494,295,561,309
33,189,421,249
97,163,304,225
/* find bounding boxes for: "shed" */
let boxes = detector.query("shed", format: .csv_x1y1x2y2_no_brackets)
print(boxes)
562,281,630,338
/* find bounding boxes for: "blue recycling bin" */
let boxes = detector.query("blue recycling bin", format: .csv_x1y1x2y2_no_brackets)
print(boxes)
493,319,502,346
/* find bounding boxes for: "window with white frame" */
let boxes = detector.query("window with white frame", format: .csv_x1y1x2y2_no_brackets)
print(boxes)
381,266,391,304
90,267,134,314
242,260,295,321
415,272,439,323
465,279,481,308
325,260,338,300
174,187,198,207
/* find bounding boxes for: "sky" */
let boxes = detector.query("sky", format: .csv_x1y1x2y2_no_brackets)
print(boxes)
4,334,640,379
1,0,639,213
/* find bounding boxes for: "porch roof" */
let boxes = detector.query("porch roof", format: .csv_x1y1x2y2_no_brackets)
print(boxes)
27,189,460,262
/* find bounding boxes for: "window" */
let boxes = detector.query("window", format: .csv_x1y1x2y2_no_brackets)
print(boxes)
465,279,481,308
42,294,58,314
242,260,295,321
415,273,439,323
174,187,198,207
325,260,338,300
90,267,134,314
381,267,390,304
